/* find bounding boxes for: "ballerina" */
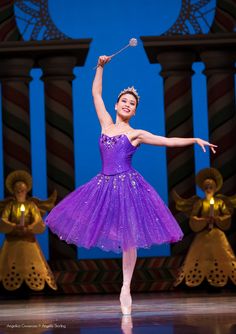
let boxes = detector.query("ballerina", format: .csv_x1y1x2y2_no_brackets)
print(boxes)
45,55,217,315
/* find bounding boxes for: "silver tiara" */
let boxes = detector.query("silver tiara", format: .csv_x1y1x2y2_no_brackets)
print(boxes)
118,86,140,103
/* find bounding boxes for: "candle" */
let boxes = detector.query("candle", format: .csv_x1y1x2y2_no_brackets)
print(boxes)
20,204,25,226
209,197,214,217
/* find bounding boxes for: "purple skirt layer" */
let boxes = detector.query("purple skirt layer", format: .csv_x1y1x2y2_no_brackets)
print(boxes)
45,169,183,253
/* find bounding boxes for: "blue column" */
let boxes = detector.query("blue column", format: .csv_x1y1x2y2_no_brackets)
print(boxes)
192,62,210,197
30,68,49,259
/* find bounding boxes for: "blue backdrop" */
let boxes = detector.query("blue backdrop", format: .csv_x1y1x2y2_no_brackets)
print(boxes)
0,0,217,259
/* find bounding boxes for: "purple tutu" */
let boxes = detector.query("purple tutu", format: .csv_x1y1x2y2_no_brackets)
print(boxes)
45,134,183,253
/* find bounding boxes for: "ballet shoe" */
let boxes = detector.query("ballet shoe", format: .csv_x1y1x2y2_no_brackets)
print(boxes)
121,305,131,316
120,285,132,315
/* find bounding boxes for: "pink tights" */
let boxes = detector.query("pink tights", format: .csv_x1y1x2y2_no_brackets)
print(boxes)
120,247,137,315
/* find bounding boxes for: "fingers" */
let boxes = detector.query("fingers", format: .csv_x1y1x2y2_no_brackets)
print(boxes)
198,139,217,154
203,144,216,153
201,145,216,154
210,146,216,154
209,143,218,148
208,142,217,154
98,55,111,67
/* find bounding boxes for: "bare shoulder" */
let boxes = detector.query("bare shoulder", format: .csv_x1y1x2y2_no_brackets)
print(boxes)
128,129,146,146
129,129,152,139
129,129,167,146
128,129,143,138
101,122,115,134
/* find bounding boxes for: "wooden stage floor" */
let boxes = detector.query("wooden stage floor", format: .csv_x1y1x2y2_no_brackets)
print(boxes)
0,291,236,333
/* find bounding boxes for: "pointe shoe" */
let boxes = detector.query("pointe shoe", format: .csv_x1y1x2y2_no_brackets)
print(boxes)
120,304,131,316
120,285,132,315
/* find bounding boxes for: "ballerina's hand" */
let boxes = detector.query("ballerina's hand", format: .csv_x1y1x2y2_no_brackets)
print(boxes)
97,55,111,67
196,138,217,153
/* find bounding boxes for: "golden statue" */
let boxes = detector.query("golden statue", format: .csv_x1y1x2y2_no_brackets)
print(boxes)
0,170,58,291
172,167,236,287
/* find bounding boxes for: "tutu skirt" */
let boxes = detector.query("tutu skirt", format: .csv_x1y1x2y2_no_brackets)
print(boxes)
45,168,183,253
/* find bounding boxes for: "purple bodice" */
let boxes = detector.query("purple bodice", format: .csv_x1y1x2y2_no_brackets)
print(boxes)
99,134,138,175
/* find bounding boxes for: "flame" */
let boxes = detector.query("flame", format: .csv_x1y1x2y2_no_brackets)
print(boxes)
210,198,214,205
20,204,25,212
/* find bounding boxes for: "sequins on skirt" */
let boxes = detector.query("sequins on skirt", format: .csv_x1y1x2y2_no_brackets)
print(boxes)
45,134,183,252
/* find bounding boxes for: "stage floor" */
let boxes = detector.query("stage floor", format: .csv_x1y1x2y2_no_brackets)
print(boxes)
0,291,236,333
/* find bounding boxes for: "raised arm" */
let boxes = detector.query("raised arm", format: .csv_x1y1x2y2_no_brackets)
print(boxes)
134,129,217,153
92,56,114,129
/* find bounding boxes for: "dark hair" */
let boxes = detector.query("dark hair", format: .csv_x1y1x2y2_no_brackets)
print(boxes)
117,92,139,106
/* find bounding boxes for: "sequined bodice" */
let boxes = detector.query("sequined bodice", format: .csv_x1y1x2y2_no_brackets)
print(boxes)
99,134,138,175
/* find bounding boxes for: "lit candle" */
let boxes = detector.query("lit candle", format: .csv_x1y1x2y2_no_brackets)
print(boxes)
209,197,214,217
20,204,25,226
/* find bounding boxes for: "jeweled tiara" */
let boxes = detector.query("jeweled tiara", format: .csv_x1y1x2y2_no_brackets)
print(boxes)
118,86,140,103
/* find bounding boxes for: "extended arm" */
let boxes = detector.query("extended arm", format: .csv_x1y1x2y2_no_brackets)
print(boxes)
135,130,217,153
92,56,113,129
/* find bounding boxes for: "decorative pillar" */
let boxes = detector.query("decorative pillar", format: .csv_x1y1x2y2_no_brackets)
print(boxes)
210,1,236,33
39,56,77,260
201,50,236,195
157,51,196,254
0,58,33,180
0,0,21,41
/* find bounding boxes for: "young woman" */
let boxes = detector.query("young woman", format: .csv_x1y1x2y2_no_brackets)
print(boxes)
45,55,217,315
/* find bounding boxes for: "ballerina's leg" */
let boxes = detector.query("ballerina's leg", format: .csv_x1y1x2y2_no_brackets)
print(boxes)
120,247,137,315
